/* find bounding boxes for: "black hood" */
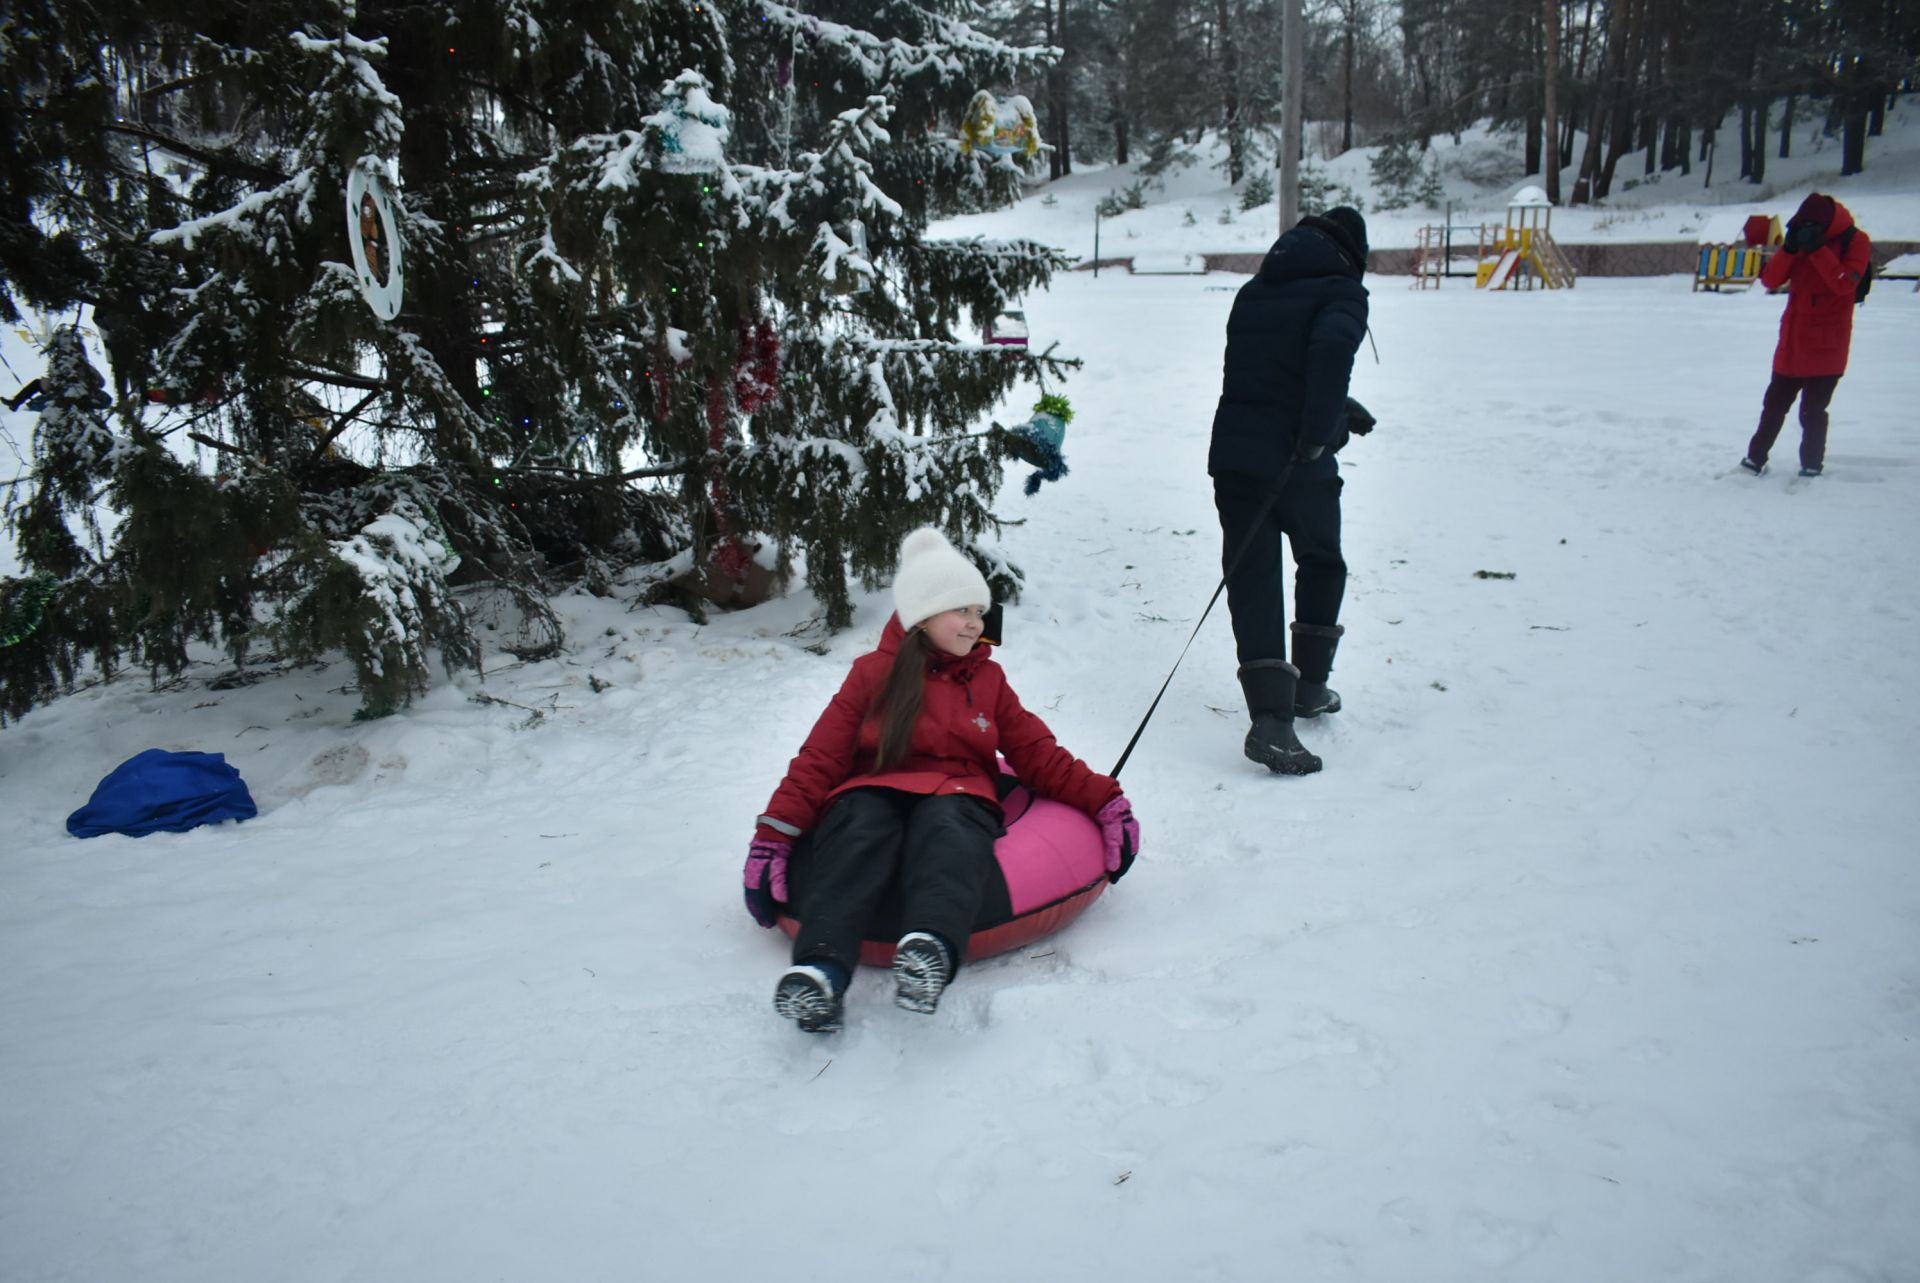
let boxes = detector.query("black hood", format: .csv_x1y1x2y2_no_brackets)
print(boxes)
1257,221,1365,285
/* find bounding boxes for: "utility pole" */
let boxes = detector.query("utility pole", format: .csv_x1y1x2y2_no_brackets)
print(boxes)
1279,0,1302,234
1542,0,1561,205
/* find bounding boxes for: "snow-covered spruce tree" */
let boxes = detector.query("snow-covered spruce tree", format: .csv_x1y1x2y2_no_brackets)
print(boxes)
0,1,1071,722
720,3,1075,621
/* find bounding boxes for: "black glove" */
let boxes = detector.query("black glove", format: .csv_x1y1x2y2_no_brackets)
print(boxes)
1293,442,1325,462
1345,396,1376,437
1782,222,1823,254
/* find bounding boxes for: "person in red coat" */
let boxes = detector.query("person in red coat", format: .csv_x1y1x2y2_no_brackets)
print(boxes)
1741,192,1873,478
742,526,1141,1033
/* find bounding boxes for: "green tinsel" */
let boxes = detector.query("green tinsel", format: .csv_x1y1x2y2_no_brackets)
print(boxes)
1033,392,1074,423
0,573,59,648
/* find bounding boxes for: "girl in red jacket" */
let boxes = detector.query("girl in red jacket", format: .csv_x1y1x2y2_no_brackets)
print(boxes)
1740,192,1873,478
742,526,1141,1033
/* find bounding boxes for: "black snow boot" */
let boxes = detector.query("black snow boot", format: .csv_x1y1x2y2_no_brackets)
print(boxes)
774,962,846,1033
1289,622,1344,718
892,931,955,1013
1238,661,1322,775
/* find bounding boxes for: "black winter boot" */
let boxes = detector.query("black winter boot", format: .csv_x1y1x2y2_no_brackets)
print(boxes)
1238,661,1322,775
892,932,955,1013
774,962,847,1033
1289,622,1344,718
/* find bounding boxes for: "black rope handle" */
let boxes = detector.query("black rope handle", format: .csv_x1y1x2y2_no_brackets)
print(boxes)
1108,458,1297,779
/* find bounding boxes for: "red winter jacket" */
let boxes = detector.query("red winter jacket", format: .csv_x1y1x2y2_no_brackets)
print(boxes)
1761,202,1872,378
756,614,1120,840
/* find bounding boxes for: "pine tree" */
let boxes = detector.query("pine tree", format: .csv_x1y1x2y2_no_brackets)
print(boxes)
0,0,1073,723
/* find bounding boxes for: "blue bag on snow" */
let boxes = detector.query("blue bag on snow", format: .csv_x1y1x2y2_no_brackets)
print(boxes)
67,749,258,838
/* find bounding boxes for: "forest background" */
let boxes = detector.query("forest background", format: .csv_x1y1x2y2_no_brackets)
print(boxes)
2,0,1915,728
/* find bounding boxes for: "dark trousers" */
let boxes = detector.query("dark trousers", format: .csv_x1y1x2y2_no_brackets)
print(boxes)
790,788,1005,975
1748,373,1841,471
1213,474,1347,666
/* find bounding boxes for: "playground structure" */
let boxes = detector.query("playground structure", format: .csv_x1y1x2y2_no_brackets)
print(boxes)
1413,187,1576,291
1411,222,1494,288
1694,214,1782,292
1478,187,1576,289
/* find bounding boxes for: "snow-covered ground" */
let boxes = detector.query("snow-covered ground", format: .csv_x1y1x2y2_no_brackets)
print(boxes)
937,99,1920,260
4,262,1918,1279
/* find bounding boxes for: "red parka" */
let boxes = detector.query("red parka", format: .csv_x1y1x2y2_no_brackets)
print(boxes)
756,614,1120,840
1761,202,1872,378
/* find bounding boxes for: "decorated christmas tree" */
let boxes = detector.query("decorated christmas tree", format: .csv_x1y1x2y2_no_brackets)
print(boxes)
0,0,1073,722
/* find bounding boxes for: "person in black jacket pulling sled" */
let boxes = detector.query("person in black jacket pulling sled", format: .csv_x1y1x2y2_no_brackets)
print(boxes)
1208,207,1372,776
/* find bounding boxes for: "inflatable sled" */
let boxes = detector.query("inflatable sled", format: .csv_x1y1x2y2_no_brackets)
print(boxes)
776,773,1109,967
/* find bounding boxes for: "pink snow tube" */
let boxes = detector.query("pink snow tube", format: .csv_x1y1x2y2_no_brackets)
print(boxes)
776,772,1110,968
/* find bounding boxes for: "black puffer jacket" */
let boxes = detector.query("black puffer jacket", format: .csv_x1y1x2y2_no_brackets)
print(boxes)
1208,221,1369,484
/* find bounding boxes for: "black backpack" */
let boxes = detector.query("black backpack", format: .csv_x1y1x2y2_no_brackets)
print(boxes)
1837,227,1875,304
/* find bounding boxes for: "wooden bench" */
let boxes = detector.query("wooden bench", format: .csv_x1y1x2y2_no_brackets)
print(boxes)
1694,244,1766,292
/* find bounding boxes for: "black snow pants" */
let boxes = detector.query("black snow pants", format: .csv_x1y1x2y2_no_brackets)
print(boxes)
1213,472,1347,666
789,787,1007,975
1747,372,1841,472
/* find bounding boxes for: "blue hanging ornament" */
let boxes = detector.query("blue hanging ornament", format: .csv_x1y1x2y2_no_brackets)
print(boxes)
1000,393,1073,495
652,72,732,175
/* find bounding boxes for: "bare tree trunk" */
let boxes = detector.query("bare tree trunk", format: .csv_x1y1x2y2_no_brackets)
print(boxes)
1414,50,1434,148
1542,0,1561,201
1056,0,1072,175
1571,32,1613,201
1841,103,1866,174
1042,0,1072,179
1779,93,1794,158
1596,0,1646,199
1737,43,1760,181
1564,0,1596,160
1642,33,1660,174
1280,0,1302,231
1341,0,1356,154
1218,0,1244,182
1748,98,1767,184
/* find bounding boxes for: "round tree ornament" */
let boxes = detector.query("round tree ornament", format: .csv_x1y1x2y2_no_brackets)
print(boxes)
345,166,404,320
959,91,1042,159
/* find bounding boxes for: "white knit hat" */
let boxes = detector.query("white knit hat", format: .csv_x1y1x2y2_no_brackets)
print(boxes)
891,527,990,630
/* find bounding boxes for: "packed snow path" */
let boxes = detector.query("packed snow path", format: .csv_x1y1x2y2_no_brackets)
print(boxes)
3,275,1917,1281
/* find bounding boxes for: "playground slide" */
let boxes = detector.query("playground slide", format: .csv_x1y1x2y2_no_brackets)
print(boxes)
1484,249,1521,290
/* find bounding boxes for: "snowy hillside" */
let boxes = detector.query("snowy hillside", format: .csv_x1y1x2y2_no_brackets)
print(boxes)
934,100,1920,262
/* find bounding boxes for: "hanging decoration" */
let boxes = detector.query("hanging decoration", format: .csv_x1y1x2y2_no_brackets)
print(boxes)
705,373,753,582
998,393,1073,495
653,74,732,175
651,333,674,423
345,165,405,320
734,316,782,415
0,572,59,649
4,378,48,412
959,91,1042,159
985,309,1029,347
7,376,112,411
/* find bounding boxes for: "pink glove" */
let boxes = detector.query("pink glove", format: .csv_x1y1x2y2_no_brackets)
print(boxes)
1094,795,1140,884
743,835,792,928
